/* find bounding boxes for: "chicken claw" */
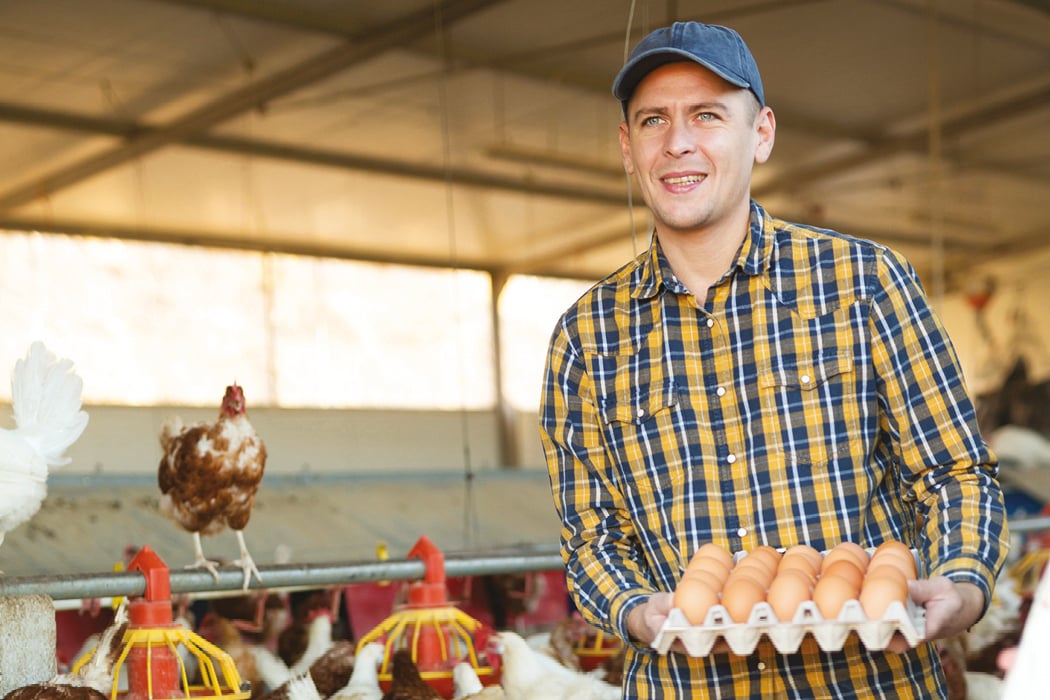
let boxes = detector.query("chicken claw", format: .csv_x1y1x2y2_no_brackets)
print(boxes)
232,529,262,590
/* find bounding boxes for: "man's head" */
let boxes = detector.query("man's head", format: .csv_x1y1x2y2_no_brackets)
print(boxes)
613,22,764,116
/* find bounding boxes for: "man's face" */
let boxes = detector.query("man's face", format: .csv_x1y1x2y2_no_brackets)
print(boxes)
619,62,774,239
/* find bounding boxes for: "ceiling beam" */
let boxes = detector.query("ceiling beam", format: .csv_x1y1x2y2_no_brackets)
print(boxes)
753,81,1050,199
0,0,508,213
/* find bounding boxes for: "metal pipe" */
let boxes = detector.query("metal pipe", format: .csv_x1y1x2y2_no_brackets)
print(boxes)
0,547,563,601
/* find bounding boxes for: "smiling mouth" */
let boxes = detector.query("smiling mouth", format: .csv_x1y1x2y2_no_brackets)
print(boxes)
663,174,705,185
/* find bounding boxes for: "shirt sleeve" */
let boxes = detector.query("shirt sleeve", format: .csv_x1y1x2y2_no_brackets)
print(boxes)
868,247,1009,607
539,315,656,644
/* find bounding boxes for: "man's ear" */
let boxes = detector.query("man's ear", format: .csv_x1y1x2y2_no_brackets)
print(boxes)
619,121,635,175
754,106,776,165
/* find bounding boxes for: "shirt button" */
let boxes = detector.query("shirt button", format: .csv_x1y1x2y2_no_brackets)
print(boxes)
737,527,748,538
800,374,811,384
716,387,726,397
636,408,645,418
757,662,767,671
706,318,714,328
726,453,737,464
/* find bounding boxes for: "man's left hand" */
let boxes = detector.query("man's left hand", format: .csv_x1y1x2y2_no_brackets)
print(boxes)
884,576,984,653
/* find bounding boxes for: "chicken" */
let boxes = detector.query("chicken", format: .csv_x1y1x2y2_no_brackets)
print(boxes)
259,641,356,700
279,590,338,674
3,601,127,700
0,341,89,567
158,382,267,590
496,631,620,700
451,662,504,700
381,649,441,700
330,643,384,700
1002,560,1050,699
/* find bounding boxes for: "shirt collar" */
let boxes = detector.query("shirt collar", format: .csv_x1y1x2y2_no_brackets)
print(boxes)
631,200,774,300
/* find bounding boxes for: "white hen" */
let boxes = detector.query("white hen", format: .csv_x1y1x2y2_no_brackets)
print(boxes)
1002,560,1050,699
452,662,505,699
330,642,384,700
497,631,620,700
0,341,89,561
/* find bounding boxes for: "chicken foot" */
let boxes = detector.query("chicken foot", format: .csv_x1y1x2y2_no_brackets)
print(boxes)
188,531,222,581
232,529,262,591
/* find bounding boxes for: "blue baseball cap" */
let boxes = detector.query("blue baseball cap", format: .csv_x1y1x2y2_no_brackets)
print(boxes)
612,22,765,111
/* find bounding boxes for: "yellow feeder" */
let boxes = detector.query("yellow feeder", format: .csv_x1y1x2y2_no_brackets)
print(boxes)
75,545,250,700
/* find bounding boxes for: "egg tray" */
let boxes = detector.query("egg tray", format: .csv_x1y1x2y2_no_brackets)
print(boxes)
652,596,925,657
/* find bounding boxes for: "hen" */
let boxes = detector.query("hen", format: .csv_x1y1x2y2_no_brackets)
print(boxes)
496,631,620,700
0,341,89,569
381,650,441,700
3,601,127,700
158,383,267,590
330,642,384,700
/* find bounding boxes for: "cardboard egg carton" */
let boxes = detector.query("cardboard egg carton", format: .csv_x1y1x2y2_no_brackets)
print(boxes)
652,596,925,656
652,546,925,656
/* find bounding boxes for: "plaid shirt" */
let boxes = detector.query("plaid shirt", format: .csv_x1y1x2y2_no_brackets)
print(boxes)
539,201,1008,698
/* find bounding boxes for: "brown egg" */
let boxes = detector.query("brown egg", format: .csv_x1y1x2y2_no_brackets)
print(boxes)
859,569,909,618
674,575,720,625
812,573,858,620
680,568,725,594
687,554,732,585
783,544,823,572
821,559,864,591
726,564,771,590
821,543,870,574
721,575,766,623
778,553,818,582
767,569,813,622
871,542,918,579
690,542,735,570
735,550,778,582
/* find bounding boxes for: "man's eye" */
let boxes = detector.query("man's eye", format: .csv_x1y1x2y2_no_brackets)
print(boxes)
641,116,664,127
697,112,716,121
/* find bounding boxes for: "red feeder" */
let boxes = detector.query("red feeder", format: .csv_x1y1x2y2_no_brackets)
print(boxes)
73,545,250,700
355,536,501,699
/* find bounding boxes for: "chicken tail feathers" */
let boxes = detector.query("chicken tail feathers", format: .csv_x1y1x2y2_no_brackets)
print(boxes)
12,341,89,468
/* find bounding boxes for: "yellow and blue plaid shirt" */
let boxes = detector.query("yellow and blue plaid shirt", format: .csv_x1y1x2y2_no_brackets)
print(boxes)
539,201,1008,698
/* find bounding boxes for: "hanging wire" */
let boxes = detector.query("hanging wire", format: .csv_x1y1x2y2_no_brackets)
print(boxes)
926,0,946,303
432,0,480,549
623,0,640,256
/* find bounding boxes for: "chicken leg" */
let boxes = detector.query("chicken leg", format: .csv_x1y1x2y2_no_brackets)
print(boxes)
189,531,221,581
232,529,262,591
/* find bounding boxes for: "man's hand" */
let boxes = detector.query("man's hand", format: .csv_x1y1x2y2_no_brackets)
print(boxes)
626,591,674,646
884,576,985,653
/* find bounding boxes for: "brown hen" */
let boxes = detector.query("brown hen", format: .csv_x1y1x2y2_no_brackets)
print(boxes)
158,383,267,590
381,650,441,700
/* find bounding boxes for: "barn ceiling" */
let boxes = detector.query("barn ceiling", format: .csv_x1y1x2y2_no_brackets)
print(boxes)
0,0,1048,289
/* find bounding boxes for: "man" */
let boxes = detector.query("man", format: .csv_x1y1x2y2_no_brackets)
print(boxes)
539,21,1008,697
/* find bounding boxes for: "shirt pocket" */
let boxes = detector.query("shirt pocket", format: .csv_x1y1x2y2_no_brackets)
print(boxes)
598,378,679,425
758,351,854,393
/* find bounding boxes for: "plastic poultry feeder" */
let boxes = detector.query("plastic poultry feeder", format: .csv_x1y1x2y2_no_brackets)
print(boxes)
73,545,251,700
355,535,501,699
573,626,623,672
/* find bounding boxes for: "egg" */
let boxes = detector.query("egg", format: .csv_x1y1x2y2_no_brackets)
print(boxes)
674,574,720,625
821,559,864,591
821,542,870,573
870,541,918,579
690,542,735,570
860,569,909,618
721,574,766,623
681,567,724,594
783,544,823,571
732,557,775,587
766,569,813,622
687,554,732,585
812,573,858,620
778,553,818,582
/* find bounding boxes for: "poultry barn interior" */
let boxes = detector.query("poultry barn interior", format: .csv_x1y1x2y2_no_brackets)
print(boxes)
0,0,1049,698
